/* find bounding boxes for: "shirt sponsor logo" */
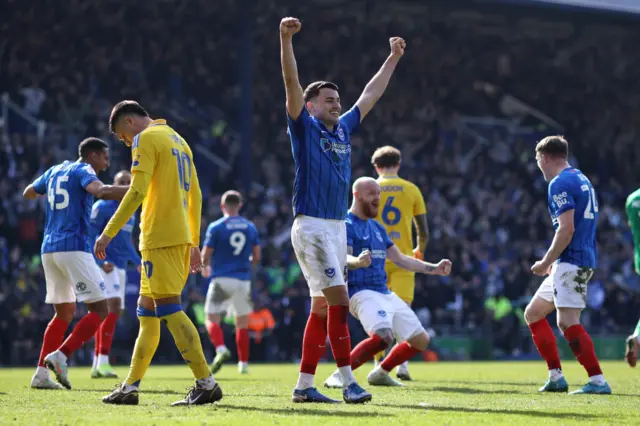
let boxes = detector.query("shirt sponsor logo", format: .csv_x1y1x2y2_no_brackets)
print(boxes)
553,192,568,208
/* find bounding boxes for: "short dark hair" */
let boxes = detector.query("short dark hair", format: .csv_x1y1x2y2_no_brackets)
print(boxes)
371,146,402,168
303,81,339,102
78,137,108,158
109,100,149,133
536,136,569,159
222,190,243,207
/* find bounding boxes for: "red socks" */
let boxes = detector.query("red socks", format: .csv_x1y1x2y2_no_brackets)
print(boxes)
59,312,103,358
528,318,562,371
351,334,387,371
207,322,225,348
327,305,352,368
300,313,328,374
236,328,250,363
564,324,603,377
98,312,118,355
38,317,69,367
381,342,421,372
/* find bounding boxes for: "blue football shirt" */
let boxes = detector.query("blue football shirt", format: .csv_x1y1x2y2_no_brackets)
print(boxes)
32,161,99,254
90,200,141,269
346,212,395,297
287,106,360,220
204,216,260,281
547,167,598,268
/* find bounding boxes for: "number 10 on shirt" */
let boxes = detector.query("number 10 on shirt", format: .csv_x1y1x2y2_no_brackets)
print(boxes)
171,148,192,191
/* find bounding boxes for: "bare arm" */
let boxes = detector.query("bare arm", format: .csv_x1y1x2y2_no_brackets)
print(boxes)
252,244,262,266
201,246,214,268
280,17,304,120
85,181,130,200
354,37,405,121
541,210,575,266
23,185,39,200
386,245,451,276
413,213,429,254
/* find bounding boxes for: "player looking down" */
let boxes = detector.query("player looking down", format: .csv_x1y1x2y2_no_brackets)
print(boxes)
97,101,222,406
280,16,406,403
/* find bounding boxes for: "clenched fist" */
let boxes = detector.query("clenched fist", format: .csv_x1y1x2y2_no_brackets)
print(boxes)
357,249,372,269
280,17,301,38
433,259,452,276
389,37,406,58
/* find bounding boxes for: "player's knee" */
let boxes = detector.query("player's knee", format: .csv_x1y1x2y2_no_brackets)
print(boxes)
54,305,75,324
310,297,328,319
373,328,395,348
556,310,580,332
407,331,430,351
87,299,109,319
524,303,542,325
235,315,249,329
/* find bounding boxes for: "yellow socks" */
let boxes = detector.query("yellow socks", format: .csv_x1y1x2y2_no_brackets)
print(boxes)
125,309,161,387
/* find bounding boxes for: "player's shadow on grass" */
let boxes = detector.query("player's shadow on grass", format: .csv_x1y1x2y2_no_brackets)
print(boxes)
221,405,393,418
427,380,539,387
424,386,519,395
84,388,185,396
379,403,601,419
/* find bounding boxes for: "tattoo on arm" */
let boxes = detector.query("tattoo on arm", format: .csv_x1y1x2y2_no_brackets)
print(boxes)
424,264,435,272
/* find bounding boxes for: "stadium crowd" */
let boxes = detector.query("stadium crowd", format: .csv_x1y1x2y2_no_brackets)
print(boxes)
1,0,639,365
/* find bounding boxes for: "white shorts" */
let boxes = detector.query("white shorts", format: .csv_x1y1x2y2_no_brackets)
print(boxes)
205,277,253,317
100,267,127,309
350,289,425,342
291,215,347,297
534,262,594,309
42,252,106,304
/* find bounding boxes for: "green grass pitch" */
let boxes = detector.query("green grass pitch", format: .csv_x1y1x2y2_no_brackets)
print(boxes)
1,361,638,425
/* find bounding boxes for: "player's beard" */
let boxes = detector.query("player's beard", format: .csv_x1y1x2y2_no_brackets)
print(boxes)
364,203,378,219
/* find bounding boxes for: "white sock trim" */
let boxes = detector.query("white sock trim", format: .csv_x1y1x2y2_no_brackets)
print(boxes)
295,372,315,390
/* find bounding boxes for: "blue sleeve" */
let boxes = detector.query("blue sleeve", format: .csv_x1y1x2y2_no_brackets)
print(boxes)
346,222,355,247
32,168,51,194
549,178,575,216
79,165,99,189
339,106,361,134
204,224,216,248
286,107,311,141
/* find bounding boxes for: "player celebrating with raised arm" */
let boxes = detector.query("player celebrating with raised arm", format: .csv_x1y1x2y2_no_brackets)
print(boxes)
371,146,429,381
525,136,611,395
24,138,129,390
96,101,222,406
201,190,261,375
280,16,405,403
89,170,142,379
323,177,450,389
624,187,640,367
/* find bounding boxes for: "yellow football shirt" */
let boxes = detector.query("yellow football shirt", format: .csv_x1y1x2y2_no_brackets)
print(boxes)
131,119,201,250
375,175,427,257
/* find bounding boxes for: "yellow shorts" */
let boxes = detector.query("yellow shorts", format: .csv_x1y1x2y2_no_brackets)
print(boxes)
140,243,191,299
385,264,415,305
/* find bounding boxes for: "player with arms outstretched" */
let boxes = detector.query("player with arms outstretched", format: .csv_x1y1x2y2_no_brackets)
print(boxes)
280,16,405,403
323,178,450,388
624,188,640,367
371,145,428,380
525,136,611,394
90,170,142,379
24,138,128,390
201,190,261,375
97,101,222,406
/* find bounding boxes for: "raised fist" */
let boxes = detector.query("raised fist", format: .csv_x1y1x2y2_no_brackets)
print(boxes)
389,37,406,57
280,17,302,37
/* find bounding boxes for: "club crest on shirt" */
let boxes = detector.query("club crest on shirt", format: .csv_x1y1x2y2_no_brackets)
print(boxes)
337,126,345,141
325,268,336,278
132,154,141,167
